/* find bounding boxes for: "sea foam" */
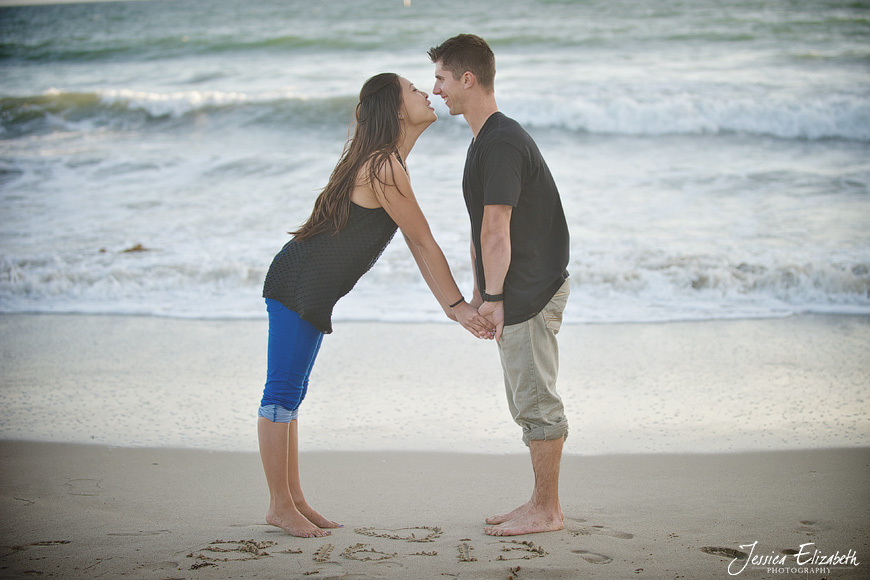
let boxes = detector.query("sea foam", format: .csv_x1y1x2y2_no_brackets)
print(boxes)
2,87,867,142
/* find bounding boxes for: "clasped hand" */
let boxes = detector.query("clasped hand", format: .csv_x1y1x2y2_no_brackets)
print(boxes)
451,302,501,340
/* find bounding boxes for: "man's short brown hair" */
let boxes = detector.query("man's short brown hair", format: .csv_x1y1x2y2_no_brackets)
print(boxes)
428,34,495,91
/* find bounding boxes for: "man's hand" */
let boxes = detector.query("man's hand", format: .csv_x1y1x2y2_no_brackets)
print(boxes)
453,302,496,339
477,300,505,342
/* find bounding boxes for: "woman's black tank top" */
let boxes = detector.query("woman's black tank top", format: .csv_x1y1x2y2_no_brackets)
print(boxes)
262,203,398,334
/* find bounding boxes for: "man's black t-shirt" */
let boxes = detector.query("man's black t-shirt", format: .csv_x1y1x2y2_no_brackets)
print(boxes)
462,112,570,325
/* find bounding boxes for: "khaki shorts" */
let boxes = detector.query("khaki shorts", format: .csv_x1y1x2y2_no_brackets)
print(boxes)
497,279,570,446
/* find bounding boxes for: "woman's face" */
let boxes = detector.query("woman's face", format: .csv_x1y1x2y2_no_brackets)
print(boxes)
399,76,437,129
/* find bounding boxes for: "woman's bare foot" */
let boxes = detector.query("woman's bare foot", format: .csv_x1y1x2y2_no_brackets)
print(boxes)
295,501,342,529
266,506,330,538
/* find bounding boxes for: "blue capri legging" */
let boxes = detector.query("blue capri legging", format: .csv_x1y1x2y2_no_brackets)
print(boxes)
259,298,324,423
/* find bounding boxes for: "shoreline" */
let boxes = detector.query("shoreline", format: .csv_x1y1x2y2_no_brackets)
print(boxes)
1,441,868,579
0,315,870,456
5,307,870,324
1,312,868,455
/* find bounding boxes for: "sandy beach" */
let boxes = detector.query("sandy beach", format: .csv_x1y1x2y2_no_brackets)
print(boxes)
1,443,867,579
3,0,868,577
1,313,869,579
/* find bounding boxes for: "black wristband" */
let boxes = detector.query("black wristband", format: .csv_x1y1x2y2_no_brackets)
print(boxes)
449,297,464,308
482,291,504,302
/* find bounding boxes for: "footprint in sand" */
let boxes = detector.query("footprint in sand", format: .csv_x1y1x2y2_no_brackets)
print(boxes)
10,540,71,552
566,520,634,540
700,546,749,560
572,549,613,564
106,530,171,537
27,541,71,547
138,561,180,572
796,519,830,536
65,479,102,496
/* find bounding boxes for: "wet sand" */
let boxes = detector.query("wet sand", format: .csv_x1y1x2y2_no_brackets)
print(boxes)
1,442,868,579
1,313,868,455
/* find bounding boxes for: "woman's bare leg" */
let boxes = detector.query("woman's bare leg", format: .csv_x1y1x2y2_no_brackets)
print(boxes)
286,419,341,529
258,417,329,537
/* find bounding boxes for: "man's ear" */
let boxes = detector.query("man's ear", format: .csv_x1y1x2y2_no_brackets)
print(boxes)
462,71,476,89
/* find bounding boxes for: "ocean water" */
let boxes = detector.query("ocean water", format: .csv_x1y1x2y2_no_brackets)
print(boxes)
2,0,869,324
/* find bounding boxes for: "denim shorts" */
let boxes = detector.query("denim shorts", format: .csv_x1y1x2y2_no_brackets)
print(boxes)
259,298,324,422
497,279,570,446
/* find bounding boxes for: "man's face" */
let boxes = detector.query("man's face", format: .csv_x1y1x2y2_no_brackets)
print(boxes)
433,61,464,116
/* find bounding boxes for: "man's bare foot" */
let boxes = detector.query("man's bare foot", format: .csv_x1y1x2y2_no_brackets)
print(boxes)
266,507,330,538
486,502,564,526
485,501,531,525
295,501,342,529
483,508,564,537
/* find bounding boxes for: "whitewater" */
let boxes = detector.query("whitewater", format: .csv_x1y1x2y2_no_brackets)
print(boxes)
1,0,868,323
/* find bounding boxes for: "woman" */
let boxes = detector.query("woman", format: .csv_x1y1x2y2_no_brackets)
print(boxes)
258,73,494,538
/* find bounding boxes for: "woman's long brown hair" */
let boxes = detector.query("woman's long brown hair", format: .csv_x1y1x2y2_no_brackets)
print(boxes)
291,73,403,241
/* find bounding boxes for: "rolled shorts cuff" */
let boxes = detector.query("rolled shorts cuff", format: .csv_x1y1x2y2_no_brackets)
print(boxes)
258,404,298,423
521,419,569,447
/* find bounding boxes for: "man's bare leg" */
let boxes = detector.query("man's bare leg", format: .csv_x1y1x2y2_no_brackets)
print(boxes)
484,437,564,536
285,419,341,529
258,417,330,537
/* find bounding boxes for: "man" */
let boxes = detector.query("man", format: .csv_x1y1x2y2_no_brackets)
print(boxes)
429,34,571,536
